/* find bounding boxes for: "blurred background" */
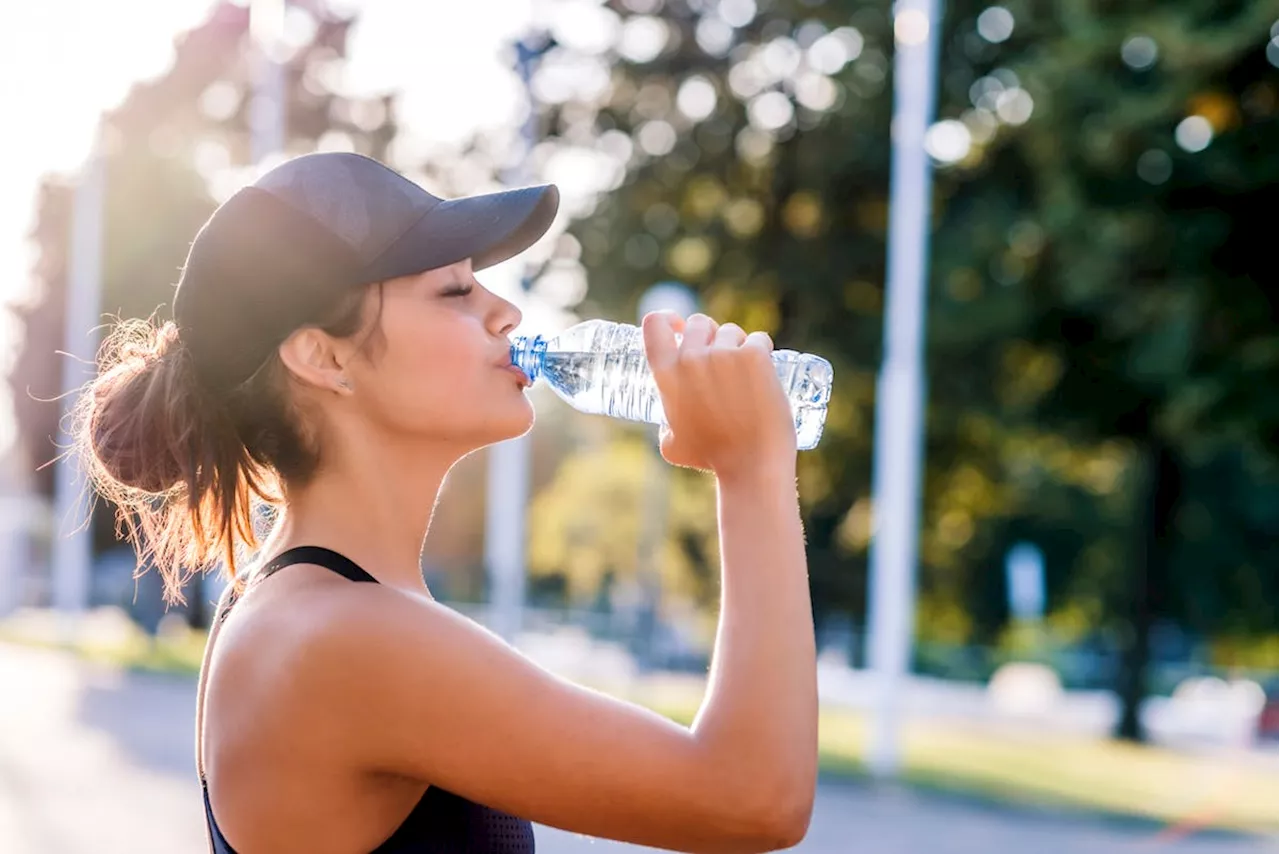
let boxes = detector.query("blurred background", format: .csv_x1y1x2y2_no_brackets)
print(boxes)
0,0,1276,852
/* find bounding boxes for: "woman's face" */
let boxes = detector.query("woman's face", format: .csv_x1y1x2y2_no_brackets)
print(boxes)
338,258,533,453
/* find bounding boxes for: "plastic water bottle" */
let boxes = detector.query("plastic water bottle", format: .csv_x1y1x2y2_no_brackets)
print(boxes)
510,319,834,450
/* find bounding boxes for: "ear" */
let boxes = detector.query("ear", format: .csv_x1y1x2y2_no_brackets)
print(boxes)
278,327,352,395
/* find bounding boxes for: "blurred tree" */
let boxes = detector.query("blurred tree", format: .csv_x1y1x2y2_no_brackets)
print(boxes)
527,431,720,610
538,0,1049,641
539,0,1277,740
927,0,1278,738
543,0,901,639
6,0,398,616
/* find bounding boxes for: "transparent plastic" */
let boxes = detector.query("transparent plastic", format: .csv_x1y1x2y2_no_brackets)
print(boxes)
511,319,833,450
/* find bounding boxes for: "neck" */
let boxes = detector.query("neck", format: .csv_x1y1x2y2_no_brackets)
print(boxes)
266,436,465,594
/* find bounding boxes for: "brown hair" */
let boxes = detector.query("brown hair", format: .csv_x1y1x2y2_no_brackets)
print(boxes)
72,285,380,604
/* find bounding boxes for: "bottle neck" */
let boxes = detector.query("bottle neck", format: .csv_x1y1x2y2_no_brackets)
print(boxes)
510,335,547,383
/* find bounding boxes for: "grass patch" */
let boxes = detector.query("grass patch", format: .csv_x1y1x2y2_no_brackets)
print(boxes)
0,608,205,676
637,690,1277,836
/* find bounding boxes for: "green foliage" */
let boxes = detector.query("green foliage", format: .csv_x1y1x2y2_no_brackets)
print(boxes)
537,0,1277,669
528,432,720,609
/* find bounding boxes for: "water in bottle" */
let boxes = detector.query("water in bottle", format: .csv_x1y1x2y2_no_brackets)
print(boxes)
509,319,834,450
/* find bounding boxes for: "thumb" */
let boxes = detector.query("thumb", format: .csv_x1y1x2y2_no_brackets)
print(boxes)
657,425,676,462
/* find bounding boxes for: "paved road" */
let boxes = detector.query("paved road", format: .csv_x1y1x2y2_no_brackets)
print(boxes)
0,643,1271,853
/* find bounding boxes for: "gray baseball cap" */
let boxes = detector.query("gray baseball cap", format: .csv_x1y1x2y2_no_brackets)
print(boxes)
173,152,559,392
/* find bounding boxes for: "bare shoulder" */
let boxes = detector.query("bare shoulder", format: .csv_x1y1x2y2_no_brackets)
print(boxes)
258,580,807,854
266,576,471,677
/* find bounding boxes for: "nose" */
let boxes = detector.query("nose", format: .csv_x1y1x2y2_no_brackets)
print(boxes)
490,291,523,339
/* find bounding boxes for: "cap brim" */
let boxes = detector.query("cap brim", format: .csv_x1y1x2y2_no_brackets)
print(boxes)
361,184,560,283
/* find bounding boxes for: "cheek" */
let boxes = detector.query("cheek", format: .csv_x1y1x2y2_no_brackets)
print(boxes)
384,338,473,411
361,316,500,434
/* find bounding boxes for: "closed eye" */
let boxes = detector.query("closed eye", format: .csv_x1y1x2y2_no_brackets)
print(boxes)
441,283,474,297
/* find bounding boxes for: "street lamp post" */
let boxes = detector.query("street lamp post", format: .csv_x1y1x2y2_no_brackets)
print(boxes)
250,0,287,167
51,137,106,638
865,0,943,777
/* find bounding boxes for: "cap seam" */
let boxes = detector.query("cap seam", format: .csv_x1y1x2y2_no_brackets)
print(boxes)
356,203,438,278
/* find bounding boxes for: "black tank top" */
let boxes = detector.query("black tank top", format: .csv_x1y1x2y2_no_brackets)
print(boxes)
201,546,536,854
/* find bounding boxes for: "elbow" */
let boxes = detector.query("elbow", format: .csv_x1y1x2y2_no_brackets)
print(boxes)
698,745,817,853
753,789,814,851
758,754,818,850
733,774,815,852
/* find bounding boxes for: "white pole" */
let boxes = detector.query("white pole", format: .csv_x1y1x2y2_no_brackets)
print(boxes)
486,436,530,643
250,0,287,166
486,37,543,644
51,139,106,638
0,496,36,617
865,0,942,778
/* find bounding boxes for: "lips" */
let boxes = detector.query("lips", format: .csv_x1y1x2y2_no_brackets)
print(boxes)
502,363,532,388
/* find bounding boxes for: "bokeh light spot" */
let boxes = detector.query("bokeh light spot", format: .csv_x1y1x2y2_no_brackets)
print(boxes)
977,7,1014,43
925,119,972,163
1174,115,1213,152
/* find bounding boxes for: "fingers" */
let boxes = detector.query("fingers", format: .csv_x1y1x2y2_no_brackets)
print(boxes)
681,313,718,353
647,314,784,473
743,330,774,354
642,311,681,373
714,322,747,348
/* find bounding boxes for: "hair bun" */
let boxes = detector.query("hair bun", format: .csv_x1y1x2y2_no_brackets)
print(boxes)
83,320,199,494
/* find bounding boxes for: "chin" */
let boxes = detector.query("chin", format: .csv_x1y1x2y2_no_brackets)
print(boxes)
477,401,536,448
503,405,537,441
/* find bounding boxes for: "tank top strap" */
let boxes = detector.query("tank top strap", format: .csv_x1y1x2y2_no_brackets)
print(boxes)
218,546,378,623
259,546,379,584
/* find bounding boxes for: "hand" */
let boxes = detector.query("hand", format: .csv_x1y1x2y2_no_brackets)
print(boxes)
642,311,797,480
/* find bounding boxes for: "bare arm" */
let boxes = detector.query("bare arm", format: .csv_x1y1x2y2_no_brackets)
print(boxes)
656,311,819,828
692,466,817,834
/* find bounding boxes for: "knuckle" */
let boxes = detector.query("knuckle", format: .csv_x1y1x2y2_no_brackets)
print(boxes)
746,344,773,369
682,347,713,366
707,345,737,364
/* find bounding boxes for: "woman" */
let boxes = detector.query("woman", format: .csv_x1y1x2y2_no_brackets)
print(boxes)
77,152,816,853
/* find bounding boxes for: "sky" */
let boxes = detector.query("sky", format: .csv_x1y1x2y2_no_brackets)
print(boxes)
0,0,560,459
